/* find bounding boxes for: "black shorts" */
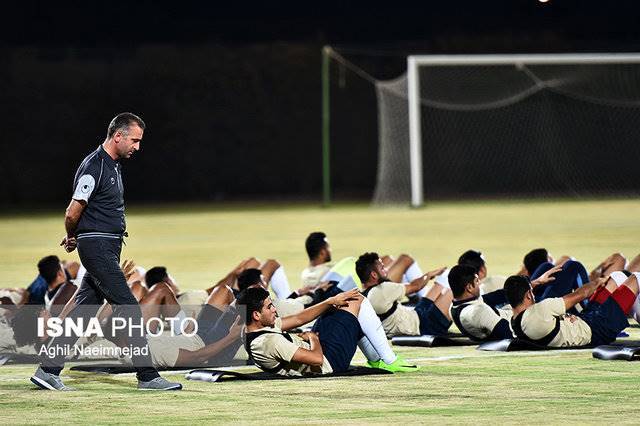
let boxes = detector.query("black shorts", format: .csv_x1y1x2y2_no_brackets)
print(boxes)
580,297,629,346
415,298,452,336
196,304,224,344
312,309,362,373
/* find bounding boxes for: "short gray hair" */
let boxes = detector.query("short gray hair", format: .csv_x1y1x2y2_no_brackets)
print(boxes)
107,112,146,138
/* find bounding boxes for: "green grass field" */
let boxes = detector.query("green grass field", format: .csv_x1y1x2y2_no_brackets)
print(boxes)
1,199,639,424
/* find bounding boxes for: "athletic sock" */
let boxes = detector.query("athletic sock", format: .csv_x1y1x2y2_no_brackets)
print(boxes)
172,310,187,335
357,337,381,362
404,261,424,282
269,266,291,299
357,298,396,364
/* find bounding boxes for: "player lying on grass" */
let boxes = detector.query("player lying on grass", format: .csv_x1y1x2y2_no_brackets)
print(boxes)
239,286,417,375
0,256,79,310
301,231,435,295
356,252,452,338
504,271,640,348
448,263,564,341
457,249,507,294
519,248,572,277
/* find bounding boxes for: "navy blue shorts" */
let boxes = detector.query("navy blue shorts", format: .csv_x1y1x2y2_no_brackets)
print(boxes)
312,309,362,373
196,304,224,344
415,298,452,336
579,297,629,346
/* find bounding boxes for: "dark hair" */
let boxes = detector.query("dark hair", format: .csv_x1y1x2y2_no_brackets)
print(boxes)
355,252,379,283
305,232,328,260
145,266,168,287
11,304,43,347
523,248,549,276
37,255,61,285
237,286,270,324
237,268,263,292
458,250,485,273
107,112,145,138
448,264,477,299
503,275,532,307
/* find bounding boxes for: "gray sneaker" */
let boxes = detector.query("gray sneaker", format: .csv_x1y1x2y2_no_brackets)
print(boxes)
30,367,75,391
138,376,182,391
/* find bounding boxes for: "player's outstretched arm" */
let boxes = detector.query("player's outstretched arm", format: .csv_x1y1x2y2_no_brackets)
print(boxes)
562,278,606,310
280,289,360,331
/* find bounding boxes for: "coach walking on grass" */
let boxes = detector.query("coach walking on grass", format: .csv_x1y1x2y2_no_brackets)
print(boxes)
31,113,182,391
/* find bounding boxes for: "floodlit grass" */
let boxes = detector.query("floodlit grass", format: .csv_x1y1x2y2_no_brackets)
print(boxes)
1,199,639,424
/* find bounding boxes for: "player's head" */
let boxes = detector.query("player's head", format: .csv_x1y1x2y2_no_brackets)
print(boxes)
37,255,64,285
145,266,169,287
448,264,480,299
237,286,276,327
107,112,145,160
305,232,331,262
356,252,387,284
237,268,266,292
523,248,550,276
504,275,534,308
458,250,487,279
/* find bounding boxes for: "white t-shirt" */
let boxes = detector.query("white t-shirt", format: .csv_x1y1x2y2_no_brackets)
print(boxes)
248,318,332,375
301,263,333,287
367,282,420,337
147,334,205,367
451,297,512,340
517,298,592,347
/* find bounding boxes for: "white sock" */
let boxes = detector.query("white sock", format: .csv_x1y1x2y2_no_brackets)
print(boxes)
357,298,396,364
270,266,291,299
404,261,424,282
172,310,187,335
357,337,381,362
337,275,357,291
416,282,433,298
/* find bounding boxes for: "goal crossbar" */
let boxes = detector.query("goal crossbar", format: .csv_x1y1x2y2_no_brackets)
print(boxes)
407,53,640,207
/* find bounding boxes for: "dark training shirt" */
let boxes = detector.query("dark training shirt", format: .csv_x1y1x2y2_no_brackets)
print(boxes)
71,145,126,237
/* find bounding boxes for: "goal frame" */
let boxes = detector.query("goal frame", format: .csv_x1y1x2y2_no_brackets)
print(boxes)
407,53,640,207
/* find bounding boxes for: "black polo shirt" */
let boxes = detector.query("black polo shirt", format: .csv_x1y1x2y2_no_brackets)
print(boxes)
71,145,126,237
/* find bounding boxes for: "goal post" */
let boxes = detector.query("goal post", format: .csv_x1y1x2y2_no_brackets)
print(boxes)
405,53,640,207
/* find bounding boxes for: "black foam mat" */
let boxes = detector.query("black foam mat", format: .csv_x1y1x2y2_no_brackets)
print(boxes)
185,366,392,382
69,359,251,374
476,338,594,352
592,345,640,361
391,335,476,347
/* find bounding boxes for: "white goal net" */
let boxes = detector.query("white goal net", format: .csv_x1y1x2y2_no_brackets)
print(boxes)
372,54,640,206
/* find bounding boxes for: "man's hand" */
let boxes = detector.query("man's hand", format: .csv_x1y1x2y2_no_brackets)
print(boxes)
120,259,137,281
295,284,316,296
531,264,563,288
227,316,244,339
297,331,319,342
327,288,362,308
425,266,447,280
60,236,77,253
315,281,333,292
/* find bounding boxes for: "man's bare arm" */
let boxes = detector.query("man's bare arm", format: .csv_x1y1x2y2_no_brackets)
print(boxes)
404,267,446,295
61,199,86,253
562,279,605,310
175,317,242,366
280,289,360,331
289,332,324,366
